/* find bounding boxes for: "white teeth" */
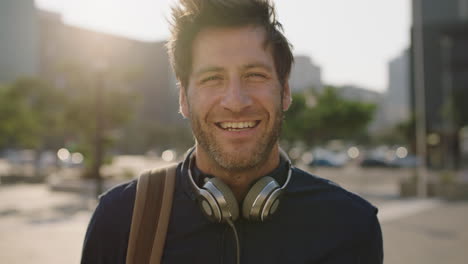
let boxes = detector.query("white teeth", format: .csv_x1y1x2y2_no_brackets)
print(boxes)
219,121,256,130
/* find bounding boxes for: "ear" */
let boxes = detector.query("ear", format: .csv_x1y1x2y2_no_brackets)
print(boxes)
179,86,189,118
282,82,292,111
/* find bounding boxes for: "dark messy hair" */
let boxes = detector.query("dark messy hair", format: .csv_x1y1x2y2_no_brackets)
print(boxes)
167,0,294,89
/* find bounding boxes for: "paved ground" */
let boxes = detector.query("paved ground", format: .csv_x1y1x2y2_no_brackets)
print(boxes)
383,201,468,264
0,184,94,264
1,163,467,263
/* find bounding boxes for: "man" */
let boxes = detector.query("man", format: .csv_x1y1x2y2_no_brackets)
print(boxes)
81,0,383,263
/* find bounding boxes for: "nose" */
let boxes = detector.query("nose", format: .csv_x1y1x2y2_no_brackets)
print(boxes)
220,78,253,113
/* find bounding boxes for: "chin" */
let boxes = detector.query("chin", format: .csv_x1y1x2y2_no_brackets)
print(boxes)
213,146,265,171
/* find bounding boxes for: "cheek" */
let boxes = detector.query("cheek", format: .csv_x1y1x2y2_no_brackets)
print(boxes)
256,88,283,109
187,92,217,118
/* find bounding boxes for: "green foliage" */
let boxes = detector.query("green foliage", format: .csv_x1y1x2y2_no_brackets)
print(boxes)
282,93,312,142
0,67,136,179
313,87,376,140
283,86,376,146
58,65,137,173
63,81,135,139
0,78,65,149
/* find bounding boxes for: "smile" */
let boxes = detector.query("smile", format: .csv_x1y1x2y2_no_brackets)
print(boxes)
216,121,260,131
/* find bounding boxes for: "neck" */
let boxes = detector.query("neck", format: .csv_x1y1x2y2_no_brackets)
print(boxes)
195,145,280,202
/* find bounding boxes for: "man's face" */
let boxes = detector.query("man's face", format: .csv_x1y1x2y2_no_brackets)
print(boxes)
180,26,291,172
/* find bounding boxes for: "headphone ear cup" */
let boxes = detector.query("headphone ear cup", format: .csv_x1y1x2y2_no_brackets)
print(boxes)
242,176,280,221
203,177,239,221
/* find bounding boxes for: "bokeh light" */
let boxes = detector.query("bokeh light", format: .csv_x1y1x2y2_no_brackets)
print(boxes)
396,147,408,159
347,146,360,159
57,148,70,161
162,149,175,162
71,152,84,164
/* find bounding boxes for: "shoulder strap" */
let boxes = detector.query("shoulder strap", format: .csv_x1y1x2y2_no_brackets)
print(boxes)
126,163,177,264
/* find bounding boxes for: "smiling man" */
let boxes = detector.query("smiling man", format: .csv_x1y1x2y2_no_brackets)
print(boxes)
81,1,383,263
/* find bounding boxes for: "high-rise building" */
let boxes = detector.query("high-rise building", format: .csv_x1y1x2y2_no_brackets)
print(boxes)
289,55,322,93
0,0,39,83
411,0,468,169
385,49,410,127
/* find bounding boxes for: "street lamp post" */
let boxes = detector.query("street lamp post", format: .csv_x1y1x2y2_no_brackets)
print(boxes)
92,61,107,198
414,0,428,198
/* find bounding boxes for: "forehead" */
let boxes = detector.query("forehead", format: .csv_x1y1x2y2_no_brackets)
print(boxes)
190,25,274,73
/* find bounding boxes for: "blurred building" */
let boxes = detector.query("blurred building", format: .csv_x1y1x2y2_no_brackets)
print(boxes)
385,49,410,127
289,55,322,93
0,0,39,83
38,10,179,124
37,9,183,153
338,85,382,103
411,0,468,169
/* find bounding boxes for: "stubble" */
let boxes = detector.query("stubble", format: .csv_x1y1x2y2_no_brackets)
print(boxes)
189,103,283,172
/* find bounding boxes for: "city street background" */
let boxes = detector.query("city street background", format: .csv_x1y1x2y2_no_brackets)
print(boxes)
1,0,467,263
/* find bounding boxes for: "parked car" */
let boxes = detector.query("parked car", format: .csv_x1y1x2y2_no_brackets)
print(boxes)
389,155,420,168
360,157,390,168
308,148,348,168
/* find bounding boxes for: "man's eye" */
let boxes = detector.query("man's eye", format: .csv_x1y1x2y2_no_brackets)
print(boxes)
200,75,222,84
246,73,267,80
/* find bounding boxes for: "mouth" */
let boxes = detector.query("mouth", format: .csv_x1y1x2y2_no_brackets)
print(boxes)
215,120,260,131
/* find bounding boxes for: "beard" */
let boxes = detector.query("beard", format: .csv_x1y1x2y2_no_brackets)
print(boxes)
188,104,283,173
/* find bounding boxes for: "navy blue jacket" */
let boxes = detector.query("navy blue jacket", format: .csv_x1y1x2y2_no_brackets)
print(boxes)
81,161,383,264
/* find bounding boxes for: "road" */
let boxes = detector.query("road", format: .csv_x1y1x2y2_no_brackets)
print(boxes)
1,164,467,264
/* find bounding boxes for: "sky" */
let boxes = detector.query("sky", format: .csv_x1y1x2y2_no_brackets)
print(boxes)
35,0,411,92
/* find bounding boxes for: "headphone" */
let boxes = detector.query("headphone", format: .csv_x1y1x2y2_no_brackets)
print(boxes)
183,147,293,223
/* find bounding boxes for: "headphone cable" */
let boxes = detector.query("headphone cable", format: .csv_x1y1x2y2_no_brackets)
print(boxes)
226,219,240,264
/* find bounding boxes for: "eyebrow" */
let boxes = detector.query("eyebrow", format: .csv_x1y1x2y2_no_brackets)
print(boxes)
193,66,224,78
242,62,274,73
192,62,274,78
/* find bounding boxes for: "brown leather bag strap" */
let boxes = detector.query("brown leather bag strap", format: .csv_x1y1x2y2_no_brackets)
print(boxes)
126,164,177,264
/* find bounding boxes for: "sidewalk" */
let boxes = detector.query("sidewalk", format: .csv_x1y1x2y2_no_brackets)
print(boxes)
0,184,95,264
382,200,468,264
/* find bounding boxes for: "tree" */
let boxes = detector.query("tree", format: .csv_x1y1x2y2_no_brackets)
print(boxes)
283,86,376,146
58,63,137,183
282,92,316,143
0,78,64,149
0,78,67,176
314,87,376,141
0,83,34,148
